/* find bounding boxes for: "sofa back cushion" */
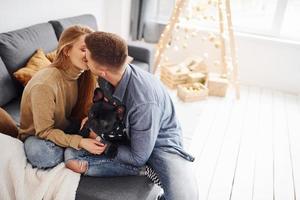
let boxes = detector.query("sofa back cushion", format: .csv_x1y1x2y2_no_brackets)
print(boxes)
0,23,58,75
0,57,18,106
49,14,98,39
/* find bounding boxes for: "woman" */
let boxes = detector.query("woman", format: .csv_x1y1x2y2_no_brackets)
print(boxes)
18,25,105,169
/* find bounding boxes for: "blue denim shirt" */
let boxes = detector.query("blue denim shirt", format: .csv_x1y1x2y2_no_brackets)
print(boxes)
113,64,194,167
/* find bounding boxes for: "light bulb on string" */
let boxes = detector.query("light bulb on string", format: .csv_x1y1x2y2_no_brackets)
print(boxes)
214,60,220,67
173,45,179,51
184,27,189,33
214,41,221,48
164,56,170,62
191,31,198,37
208,33,216,42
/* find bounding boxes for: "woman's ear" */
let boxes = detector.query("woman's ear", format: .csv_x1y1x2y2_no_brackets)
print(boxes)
63,47,70,57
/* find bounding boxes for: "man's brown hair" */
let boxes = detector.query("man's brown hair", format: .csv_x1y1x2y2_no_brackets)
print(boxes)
85,32,128,69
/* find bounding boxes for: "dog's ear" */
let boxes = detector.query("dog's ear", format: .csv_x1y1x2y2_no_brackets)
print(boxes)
93,88,104,102
115,105,126,120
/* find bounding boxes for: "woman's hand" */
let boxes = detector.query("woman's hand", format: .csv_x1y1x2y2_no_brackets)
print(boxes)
79,138,107,155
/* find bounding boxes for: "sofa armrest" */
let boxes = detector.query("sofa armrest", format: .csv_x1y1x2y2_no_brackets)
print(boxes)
127,41,156,73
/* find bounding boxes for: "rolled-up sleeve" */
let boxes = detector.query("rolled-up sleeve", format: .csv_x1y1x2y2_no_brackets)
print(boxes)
30,84,82,149
116,103,161,166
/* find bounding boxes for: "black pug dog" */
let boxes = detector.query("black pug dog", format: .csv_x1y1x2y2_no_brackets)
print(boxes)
79,78,129,158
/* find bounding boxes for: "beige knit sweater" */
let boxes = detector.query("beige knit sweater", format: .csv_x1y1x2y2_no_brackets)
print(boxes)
18,66,84,150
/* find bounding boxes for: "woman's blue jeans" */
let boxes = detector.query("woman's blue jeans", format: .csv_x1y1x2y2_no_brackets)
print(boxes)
24,136,64,169
64,147,144,177
24,136,143,177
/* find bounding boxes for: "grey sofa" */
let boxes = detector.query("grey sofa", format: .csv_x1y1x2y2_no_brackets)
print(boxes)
0,14,160,200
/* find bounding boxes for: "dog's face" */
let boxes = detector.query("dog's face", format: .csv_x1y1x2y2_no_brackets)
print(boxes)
88,88,125,135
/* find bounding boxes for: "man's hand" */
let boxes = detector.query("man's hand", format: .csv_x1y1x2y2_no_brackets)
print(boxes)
79,138,107,155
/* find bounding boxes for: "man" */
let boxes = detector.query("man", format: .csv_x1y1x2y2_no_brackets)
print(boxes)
84,32,198,200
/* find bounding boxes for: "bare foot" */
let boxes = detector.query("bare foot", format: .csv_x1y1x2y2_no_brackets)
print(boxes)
65,159,88,174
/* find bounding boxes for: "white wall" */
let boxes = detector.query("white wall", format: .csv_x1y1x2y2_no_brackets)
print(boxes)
0,0,132,39
103,0,132,39
236,34,300,94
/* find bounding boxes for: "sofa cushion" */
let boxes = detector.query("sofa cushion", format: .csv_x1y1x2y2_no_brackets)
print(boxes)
0,23,57,75
49,14,98,39
0,57,18,107
14,49,51,86
2,98,21,126
0,107,18,138
131,60,149,72
76,176,161,200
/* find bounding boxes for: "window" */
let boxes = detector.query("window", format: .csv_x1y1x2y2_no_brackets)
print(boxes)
155,0,300,41
231,0,278,33
156,0,175,22
281,0,300,40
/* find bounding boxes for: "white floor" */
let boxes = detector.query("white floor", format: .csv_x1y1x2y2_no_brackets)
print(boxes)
169,85,300,200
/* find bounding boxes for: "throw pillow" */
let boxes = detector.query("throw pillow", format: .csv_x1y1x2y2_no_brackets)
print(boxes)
13,49,51,86
46,50,57,62
0,107,18,138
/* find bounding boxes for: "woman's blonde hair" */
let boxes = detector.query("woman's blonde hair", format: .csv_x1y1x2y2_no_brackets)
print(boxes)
51,25,97,122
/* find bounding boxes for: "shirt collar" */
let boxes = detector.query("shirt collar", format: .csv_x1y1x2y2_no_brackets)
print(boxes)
113,64,132,102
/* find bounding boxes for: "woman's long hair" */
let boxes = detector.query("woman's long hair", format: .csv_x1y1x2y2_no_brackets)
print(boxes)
50,25,97,122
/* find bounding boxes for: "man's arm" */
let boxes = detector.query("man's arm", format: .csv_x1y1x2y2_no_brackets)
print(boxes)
115,103,161,166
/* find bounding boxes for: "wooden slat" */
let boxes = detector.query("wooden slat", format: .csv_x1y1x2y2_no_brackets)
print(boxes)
188,95,225,158
285,93,299,199
273,91,294,200
207,85,249,200
252,88,273,200
196,86,235,199
230,86,261,200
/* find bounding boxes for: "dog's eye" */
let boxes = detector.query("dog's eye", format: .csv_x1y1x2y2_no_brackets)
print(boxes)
90,111,98,118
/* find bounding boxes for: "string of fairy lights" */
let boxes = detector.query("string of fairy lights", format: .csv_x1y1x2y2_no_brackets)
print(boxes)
153,0,240,99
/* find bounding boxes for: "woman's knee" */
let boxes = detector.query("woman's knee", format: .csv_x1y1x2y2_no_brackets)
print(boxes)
24,136,64,168
64,147,87,162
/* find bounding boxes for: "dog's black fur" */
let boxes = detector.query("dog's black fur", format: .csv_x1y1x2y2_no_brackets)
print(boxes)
79,79,129,158
64,79,129,158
